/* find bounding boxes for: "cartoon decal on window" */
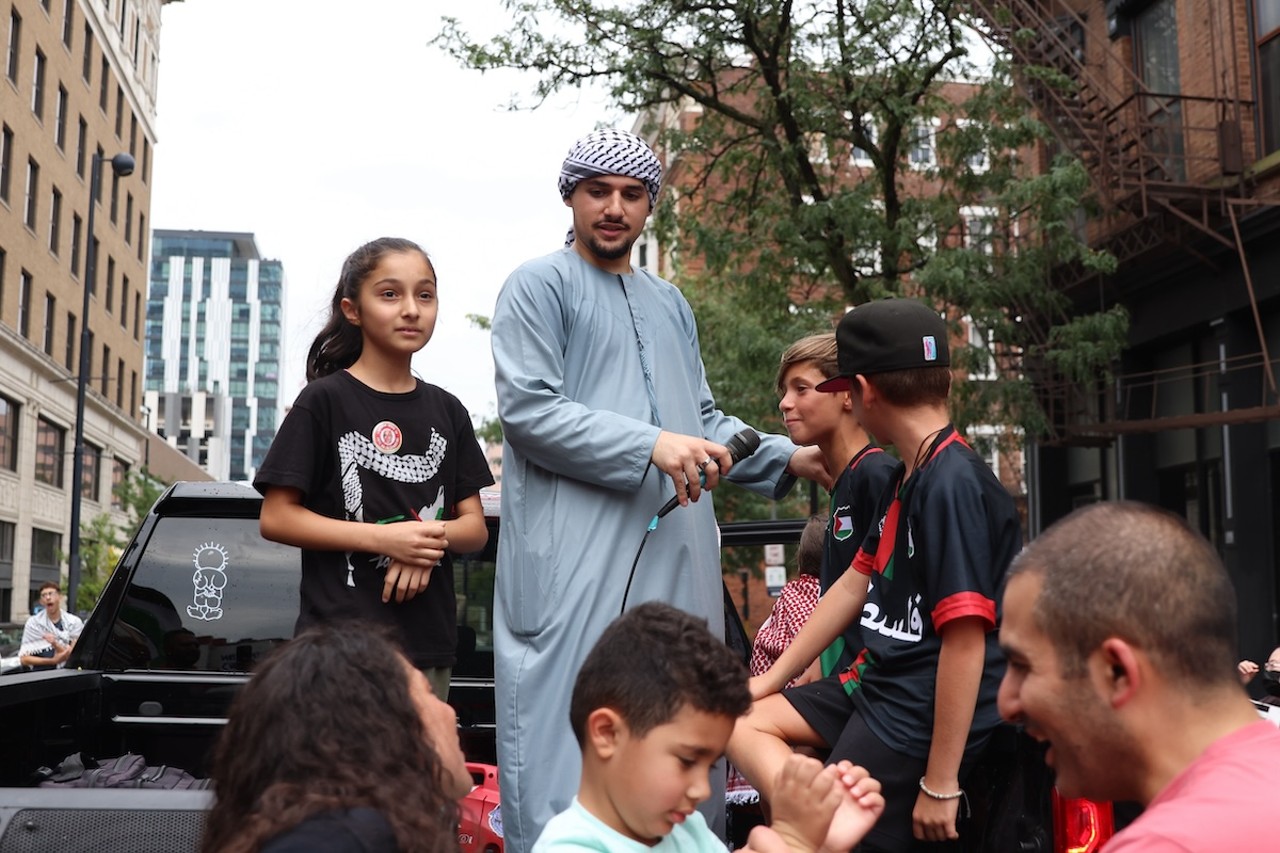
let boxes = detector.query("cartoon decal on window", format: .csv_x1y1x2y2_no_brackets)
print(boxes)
188,542,229,621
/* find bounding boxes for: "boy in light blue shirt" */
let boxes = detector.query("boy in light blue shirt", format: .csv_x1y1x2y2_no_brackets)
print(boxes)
533,602,883,853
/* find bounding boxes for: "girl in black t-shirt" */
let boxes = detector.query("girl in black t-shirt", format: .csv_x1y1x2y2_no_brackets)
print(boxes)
253,238,493,693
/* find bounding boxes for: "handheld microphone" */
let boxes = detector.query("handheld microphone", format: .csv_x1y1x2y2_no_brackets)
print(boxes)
653,428,762,522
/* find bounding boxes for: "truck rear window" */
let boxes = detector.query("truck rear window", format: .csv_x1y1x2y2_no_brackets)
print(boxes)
104,516,300,672
101,513,498,675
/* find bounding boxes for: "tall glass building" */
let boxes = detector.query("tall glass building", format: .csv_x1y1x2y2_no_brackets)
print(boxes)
144,231,283,481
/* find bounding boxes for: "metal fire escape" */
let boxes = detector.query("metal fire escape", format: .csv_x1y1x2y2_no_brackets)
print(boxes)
967,0,1280,444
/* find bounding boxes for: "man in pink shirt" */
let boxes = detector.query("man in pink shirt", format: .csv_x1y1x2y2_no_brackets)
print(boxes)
998,500,1280,851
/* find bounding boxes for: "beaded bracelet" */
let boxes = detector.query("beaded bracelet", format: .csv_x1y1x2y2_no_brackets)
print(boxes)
919,778,971,818
918,777,964,800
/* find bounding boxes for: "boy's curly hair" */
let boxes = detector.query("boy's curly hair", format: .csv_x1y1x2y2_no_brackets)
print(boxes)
569,601,751,744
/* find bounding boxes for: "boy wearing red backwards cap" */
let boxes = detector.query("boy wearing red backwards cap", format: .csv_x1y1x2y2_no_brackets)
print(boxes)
727,299,1021,853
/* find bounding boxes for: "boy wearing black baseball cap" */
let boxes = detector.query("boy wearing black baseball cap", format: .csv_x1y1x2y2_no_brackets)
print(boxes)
727,298,1021,852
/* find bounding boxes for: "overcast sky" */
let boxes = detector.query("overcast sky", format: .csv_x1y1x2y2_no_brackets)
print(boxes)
149,0,621,426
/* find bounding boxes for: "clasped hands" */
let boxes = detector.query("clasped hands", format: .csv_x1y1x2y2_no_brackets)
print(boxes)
376,519,449,604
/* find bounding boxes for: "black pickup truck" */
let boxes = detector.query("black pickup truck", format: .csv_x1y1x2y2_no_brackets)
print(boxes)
0,481,1107,853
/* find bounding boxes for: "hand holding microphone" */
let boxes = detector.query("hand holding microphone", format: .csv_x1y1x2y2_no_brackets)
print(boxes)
653,428,762,521
625,428,764,614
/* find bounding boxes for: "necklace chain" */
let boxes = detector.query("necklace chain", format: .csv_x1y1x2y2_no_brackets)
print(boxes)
910,426,947,476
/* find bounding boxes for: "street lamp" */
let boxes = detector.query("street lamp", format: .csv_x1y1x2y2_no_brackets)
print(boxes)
68,152,134,613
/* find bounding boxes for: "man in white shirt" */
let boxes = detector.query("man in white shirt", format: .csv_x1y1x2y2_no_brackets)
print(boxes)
20,582,84,669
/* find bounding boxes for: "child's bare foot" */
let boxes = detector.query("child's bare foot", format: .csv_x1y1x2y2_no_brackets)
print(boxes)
765,754,842,853
818,760,885,853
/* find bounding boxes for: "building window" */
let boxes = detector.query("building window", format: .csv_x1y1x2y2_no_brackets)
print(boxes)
105,256,115,312
962,314,997,381
76,116,86,177
141,138,149,184
48,185,61,254
137,213,146,261
129,370,136,416
110,171,119,223
55,84,68,149
1133,0,1185,181
961,204,998,259
24,158,39,229
65,311,76,370
94,145,103,201
115,85,124,137
133,291,141,338
0,521,13,617
99,57,109,112
0,394,18,472
105,256,115,311
6,10,20,84
849,112,878,167
101,344,110,395
43,292,56,355
908,118,939,169
129,114,137,157
0,124,12,204
32,48,46,119
31,529,61,575
71,212,82,276
62,0,74,48
18,270,32,338
956,118,990,173
111,457,128,509
121,276,129,328
116,358,124,407
124,193,133,243
35,417,65,487
81,22,91,82
1257,1,1280,153
82,442,100,501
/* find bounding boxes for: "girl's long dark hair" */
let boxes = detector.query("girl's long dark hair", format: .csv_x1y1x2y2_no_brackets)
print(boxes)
306,237,432,381
200,626,459,853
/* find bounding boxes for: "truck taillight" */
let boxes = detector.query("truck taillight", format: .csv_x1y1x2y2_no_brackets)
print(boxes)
1052,790,1114,853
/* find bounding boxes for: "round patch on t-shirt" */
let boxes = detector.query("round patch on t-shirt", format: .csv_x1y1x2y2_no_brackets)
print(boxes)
371,420,403,454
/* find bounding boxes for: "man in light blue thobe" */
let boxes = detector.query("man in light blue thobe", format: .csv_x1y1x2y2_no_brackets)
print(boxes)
492,129,822,853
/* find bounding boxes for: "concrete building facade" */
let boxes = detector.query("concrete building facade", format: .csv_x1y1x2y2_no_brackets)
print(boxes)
145,230,284,482
0,0,189,619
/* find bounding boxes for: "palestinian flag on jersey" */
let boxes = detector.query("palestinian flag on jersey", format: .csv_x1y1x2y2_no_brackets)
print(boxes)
832,513,854,541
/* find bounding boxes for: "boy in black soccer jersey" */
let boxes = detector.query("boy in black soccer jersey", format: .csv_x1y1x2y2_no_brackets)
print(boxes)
728,299,1021,853
776,334,897,680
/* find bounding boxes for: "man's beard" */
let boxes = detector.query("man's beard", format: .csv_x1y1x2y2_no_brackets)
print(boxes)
583,232,635,262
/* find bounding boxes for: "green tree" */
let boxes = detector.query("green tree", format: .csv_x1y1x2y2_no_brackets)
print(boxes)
115,467,167,526
436,0,1125,519
75,512,123,613
67,468,169,613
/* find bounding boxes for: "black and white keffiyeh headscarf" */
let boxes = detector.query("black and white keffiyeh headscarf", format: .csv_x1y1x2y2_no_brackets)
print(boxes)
558,129,663,210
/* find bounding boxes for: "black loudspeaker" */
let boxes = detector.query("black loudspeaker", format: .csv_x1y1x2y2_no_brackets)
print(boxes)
0,789,212,853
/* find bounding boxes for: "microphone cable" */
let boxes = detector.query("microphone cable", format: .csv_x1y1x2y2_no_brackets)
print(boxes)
618,428,762,614
619,514,660,616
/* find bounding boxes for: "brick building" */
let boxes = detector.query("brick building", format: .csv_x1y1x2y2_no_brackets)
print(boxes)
0,0,203,620
969,0,1280,654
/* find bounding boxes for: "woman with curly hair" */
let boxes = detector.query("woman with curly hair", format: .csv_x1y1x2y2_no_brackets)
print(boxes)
200,625,472,853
